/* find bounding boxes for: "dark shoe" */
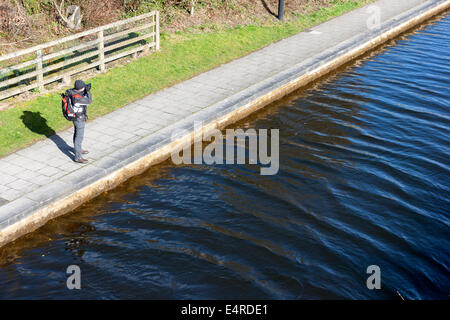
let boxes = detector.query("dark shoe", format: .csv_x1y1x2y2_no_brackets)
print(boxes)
74,158,88,164
82,150,89,155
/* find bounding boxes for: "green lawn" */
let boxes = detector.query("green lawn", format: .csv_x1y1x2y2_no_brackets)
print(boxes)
0,0,373,158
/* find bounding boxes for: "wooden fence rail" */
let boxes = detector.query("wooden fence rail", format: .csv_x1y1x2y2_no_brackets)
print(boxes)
0,11,160,101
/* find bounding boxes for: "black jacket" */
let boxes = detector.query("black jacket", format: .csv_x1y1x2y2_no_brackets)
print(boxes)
66,88,93,120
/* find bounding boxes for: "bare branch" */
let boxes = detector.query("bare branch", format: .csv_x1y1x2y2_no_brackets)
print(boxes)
13,0,24,14
52,0,69,25
52,0,82,30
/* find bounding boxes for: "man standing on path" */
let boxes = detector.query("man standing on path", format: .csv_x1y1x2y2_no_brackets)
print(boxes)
67,80,92,163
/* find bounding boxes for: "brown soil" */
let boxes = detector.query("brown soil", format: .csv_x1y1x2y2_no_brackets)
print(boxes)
160,0,331,32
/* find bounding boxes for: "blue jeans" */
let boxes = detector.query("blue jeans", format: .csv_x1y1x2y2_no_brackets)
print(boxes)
73,118,85,160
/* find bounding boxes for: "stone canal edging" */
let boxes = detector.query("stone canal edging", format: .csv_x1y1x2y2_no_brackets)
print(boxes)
0,0,449,247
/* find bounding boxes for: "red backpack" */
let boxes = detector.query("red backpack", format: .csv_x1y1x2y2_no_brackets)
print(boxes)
61,92,77,121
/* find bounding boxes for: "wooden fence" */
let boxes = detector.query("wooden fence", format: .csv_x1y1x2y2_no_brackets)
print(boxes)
0,11,160,101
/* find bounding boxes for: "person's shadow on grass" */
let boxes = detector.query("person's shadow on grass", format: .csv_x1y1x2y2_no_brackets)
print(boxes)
20,111,74,160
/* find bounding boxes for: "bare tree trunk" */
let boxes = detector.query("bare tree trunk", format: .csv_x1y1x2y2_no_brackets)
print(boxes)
190,0,195,16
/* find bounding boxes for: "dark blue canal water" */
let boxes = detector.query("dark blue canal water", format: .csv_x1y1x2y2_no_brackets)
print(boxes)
0,13,449,300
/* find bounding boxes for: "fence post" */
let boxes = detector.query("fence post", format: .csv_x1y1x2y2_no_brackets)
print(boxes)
62,74,71,86
36,49,44,91
278,0,285,20
156,11,160,51
0,69,8,92
98,30,105,71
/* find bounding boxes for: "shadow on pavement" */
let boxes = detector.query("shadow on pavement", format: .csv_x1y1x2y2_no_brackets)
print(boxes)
20,111,74,160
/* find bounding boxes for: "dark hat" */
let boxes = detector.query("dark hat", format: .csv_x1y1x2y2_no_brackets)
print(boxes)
74,80,86,90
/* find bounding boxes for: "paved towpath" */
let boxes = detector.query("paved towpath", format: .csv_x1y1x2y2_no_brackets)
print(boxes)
0,0,445,234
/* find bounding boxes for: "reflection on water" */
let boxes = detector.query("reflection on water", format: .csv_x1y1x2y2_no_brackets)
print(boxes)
0,13,449,299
